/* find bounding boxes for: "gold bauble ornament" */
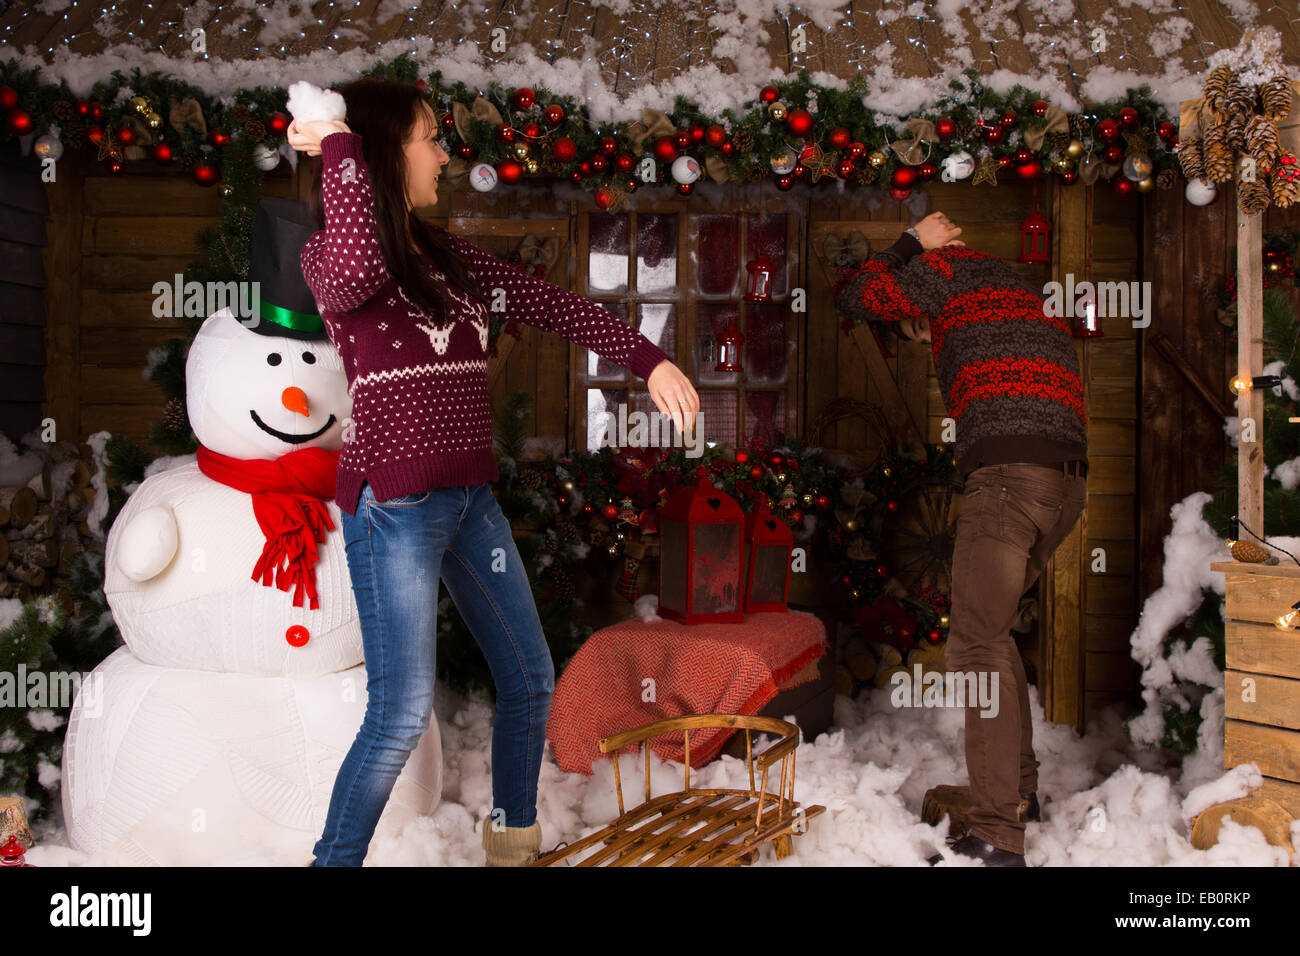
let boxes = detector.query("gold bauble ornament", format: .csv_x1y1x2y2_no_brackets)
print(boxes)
844,519,857,531
563,480,574,491
868,150,887,169
776,472,786,483
130,95,149,114
512,142,530,161
883,467,892,477
1053,156,1074,173
802,493,814,506
1065,139,1084,159
940,614,950,627
1136,176,1155,192
524,158,539,174
146,111,162,129
768,101,788,122
850,589,860,600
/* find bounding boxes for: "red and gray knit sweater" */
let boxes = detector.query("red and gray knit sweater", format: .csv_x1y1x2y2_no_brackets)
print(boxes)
832,245,1087,480
302,131,671,515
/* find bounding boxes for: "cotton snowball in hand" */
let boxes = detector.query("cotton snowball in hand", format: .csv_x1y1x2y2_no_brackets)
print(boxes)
286,82,346,125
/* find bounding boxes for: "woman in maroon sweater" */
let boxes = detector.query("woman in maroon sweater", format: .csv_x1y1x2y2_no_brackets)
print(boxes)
289,80,699,866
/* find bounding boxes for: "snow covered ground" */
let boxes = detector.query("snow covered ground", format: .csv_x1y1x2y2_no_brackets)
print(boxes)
22,676,1296,867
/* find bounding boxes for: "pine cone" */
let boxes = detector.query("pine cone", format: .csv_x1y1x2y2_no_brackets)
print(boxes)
1176,138,1204,181
1157,168,1177,190
543,532,559,552
552,570,573,598
1225,77,1257,118
244,120,266,140
52,100,74,120
1203,65,1233,114
64,126,85,148
1202,124,1235,183
733,129,754,151
1246,115,1280,167
1224,113,1248,151
162,397,188,434
228,104,251,123
557,519,579,544
1261,74,1292,122
1272,169,1299,209
854,164,878,185
520,468,543,489
1238,179,1270,215
1231,539,1270,563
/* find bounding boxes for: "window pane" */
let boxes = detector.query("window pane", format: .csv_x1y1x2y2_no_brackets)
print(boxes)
587,387,627,452
586,302,629,381
637,213,677,294
696,302,739,386
745,212,788,297
695,215,738,296
589,213,629,294
637,303,676,357
745,391,786,448
697,389,738,448
743,301,786,385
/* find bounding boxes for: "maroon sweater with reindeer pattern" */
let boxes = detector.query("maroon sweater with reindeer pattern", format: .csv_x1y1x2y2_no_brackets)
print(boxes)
301,131,671,516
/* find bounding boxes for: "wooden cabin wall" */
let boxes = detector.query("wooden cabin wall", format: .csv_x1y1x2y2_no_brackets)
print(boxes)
1,144,48,443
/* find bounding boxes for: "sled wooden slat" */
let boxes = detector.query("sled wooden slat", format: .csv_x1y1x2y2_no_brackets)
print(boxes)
533,714,824,867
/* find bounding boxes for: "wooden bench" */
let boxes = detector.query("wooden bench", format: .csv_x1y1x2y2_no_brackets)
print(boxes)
532,714,825,866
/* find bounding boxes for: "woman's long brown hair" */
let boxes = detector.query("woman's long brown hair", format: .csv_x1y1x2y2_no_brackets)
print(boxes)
308,79,490,320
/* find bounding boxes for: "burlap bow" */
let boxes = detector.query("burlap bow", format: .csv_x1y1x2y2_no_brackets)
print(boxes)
452,96,504,141
890,118,935,165
823,229,871,267
168,97,206,137
443,154,471,185
519,234,558,267
121,113,153,161
626,108,676,156
704,153,730,183
1077,151,1103,185
1024,105,1070,151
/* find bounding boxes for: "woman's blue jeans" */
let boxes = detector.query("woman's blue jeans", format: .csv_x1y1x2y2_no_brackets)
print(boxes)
309,480,555,866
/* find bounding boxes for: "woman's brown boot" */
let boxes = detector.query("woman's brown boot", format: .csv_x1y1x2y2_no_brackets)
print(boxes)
481,819,541,866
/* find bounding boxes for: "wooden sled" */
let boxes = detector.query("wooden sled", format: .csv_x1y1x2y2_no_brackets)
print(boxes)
532,714,825,866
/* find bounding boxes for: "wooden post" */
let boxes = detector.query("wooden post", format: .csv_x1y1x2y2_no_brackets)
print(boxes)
1237,208,1264,541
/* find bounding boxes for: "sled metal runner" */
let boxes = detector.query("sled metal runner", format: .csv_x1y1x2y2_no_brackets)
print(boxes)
532,714,825,867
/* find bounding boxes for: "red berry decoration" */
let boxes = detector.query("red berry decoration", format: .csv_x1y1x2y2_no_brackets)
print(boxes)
705,124,727,147
152,142,173,163
760,85,779,103
513,87,536,110
918,161,938,180
498,159,523,183
888,187,911,201
891,166,918,189
208,129,230,148
836,159,855,178
553,136,577,162
191,161,219,186
497,124,516,142
5,108,33,135
0,86,17,110
1102,143,1124,164
115,125,137,146
653,136,679,162
785,108,814,137
1118,107,1140,129
544,104,564,125
1097,119,1120,141
599,135,618,154
268,111,289,134
1032,100,1049,117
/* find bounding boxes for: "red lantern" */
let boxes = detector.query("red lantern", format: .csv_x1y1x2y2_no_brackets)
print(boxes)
658,471,745,624
716,321,744,372
743,502,794,613
1017,186,1051,264
744,252,773,302
1,834,33,867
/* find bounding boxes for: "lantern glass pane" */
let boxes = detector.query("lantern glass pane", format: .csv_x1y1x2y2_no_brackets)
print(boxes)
697,302,739,385
660,519,688,611
637,214,677,294
749,544,789,605
744,212,788,296
588,212,629,294
691,522,742,614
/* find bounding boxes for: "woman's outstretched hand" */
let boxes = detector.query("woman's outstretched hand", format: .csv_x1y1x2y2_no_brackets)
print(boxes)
286,119,352,156
913,211,963,249
647,360,701,434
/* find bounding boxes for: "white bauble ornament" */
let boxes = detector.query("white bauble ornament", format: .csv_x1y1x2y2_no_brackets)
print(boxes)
940,150,974,182
1185,178,1217,205
34,129,63,161
470,162,499,191
62,647,442,865
769,146,798,175
252,143,280,171
671,154,701,184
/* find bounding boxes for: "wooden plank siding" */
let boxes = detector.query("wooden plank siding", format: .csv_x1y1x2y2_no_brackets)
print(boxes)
0,143,49,443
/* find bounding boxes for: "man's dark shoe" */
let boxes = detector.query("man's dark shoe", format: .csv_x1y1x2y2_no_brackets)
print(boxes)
1019,792,1040,823
927,833,1026,866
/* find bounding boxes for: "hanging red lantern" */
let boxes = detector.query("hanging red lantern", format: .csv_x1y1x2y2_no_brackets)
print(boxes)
658,470,745,624
744,251,774,302
1017,185,1052,264
716,321,744,372
743,502,794,613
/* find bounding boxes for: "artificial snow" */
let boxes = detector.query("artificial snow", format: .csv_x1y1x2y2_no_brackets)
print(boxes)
285,81,347,126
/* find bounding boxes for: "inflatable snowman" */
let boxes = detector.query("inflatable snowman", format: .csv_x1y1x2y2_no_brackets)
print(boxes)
62,198,441,865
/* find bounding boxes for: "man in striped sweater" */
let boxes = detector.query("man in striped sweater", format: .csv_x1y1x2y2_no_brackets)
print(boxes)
833,239,1089,866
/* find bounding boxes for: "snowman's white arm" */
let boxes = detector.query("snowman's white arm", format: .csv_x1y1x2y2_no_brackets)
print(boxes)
300,131,389,314
114,505,181,582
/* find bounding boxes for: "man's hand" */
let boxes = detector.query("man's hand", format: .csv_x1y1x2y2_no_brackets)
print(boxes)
913,211,962,250
287,119,352,156
646,359,701,434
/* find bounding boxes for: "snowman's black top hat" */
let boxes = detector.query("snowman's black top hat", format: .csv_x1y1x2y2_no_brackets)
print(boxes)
247,197,325,339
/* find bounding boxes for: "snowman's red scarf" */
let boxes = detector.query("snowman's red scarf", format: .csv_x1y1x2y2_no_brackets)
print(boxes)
195,444,341,610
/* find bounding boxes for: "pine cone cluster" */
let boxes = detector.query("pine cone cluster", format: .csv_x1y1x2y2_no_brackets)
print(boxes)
1201,123,1234,182
163,397,189,434
1261,74,1293,121
244,120,266,140
1156,168,1177,190
228,104,251,123
552,570,573,598
1176,138,1204,180
1239,179,1270,215
1203,65,1233,114
1273,168,1298,208
733,129,754,151
520,468,543,489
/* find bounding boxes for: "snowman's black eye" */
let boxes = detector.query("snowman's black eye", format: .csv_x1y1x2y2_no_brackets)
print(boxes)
301,351,316,364
266,353,282,366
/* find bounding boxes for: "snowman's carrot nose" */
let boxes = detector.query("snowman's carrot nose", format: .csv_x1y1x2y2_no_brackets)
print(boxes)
282,386,310,417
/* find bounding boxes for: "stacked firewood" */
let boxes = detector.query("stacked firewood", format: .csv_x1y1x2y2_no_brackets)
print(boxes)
0,440,101,601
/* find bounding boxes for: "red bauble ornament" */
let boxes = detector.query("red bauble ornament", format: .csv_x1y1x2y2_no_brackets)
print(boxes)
522,121,541,139
1097,119,1120,141
544,104,564,125
590,154,607,173
689,123,706,143
1102,143,1124,164
1001,109,1016,126
441,113,456,132
1015,159,1043,180
1118,107,1140,129
571,171,583,183
115,125,137,146
152,142,173,163
1032,100,1049,117
268,111,289,134
1061,170,1078,185
759,85,779,103
1014,146,1033,163
674,129,690,151
935,116,956,139
76,100,90,116
579,160,592,177
836,159,855,178
1156,120,1176,142
888,187,911,201
191,162,219,186
601,503,619,520
458,143,477,159
720,141,733,157
776,174,794,190
996,155,1012,169
928,628,942,644
594,186,615,209
785,108,814,138
653,136,679,162
918,161,938,180
5,108,33,135
599,135,618,154
498,159,524,184
792,163,809,179
735,451,749,463
828,127,851,150
553,136,578,162
497,124,516,142
985,125,1004,144
705,124,727,147
208,129,230,148
615,152,634,172
85,125,104,145
90,102,103,121
1114,178,1135,195
847,140,866,160
891,166,918,189
0,86,17,110
676,181,694,196
513,87,536,110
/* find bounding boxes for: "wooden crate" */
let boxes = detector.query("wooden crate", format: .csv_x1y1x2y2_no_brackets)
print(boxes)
1197,561,1300,849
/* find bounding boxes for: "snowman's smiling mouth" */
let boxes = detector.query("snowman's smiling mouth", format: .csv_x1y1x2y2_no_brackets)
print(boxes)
249,411,338,444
